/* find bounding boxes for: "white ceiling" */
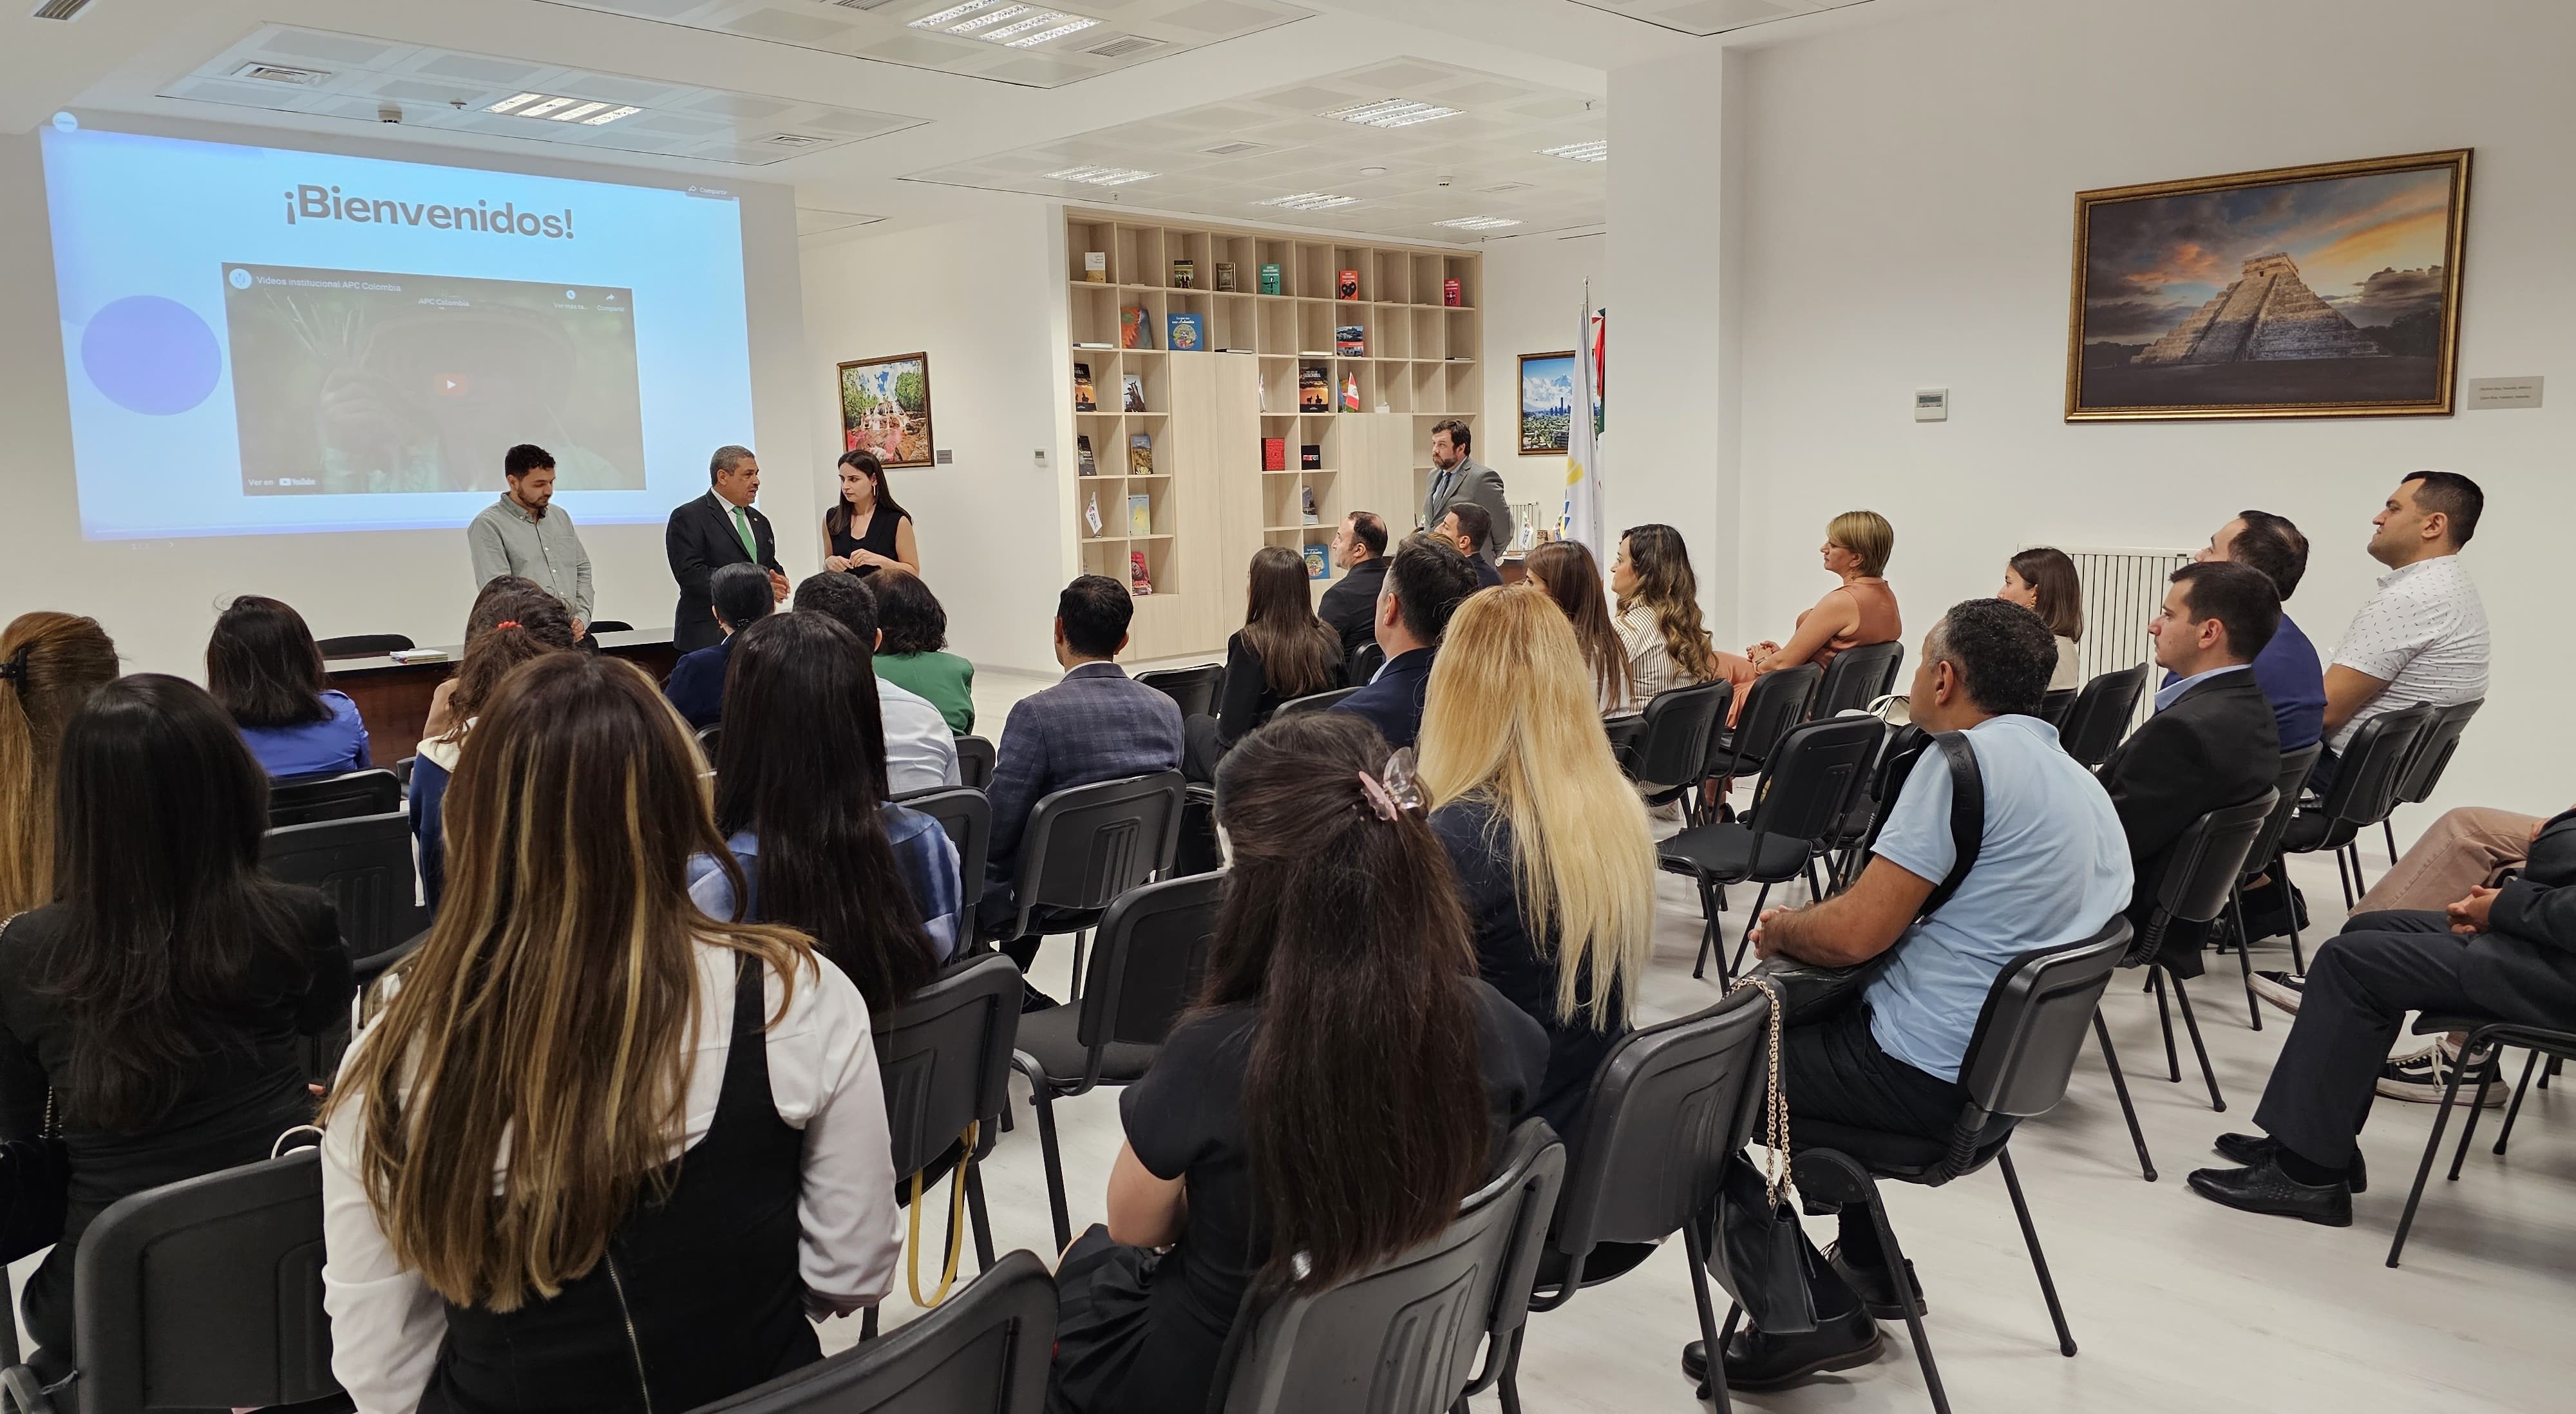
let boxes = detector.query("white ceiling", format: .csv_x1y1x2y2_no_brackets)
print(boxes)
1562,0,1874,35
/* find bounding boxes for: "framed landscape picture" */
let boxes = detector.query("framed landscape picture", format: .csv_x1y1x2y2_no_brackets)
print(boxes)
1519,350,1577,454
2066,150,2471,420
837,352,934,467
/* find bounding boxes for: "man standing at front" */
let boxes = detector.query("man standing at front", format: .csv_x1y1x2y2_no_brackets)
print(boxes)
1418,419,1511,567
667,445,790,654
467,444,592,637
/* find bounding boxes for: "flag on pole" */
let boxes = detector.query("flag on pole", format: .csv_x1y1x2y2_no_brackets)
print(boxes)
1561,281,1606,556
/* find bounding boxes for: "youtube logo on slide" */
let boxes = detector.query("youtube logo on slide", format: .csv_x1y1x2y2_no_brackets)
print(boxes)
435,374,471,397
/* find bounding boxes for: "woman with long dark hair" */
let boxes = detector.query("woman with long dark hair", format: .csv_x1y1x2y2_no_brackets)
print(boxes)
205,594,370,778
0,675,353,1379
410,589,578,913
1181,545,1346,780
1998,546,2085,690
820,449,920,578
0,612,118,918
697,613,958,1008
869,570,975,734
321,652,899,1413
1049,712,1547,1414
1524,538,1636,716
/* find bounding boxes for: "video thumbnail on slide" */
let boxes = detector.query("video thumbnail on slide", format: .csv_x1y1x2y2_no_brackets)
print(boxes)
222,263,647,496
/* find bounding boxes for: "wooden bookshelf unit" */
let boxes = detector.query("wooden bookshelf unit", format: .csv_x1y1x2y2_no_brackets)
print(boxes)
1065,209,1482,661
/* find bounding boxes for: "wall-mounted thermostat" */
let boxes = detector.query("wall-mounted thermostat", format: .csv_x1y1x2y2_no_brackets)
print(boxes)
935,449,954,465
1913,388,1949,422
1033,448,1050,471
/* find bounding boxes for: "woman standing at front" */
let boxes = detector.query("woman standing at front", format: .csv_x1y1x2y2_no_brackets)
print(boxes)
321,652,899,1414
821,450,920,578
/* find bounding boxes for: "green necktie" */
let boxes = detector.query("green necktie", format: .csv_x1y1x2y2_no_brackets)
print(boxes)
730,504,757,560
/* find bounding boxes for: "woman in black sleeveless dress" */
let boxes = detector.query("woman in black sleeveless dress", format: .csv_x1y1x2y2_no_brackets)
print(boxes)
823,449,920,578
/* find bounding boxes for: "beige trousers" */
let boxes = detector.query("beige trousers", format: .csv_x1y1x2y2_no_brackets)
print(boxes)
2354,806,2543,914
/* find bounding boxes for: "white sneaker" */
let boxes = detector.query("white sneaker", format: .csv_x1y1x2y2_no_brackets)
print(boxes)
2376,1042,2507,1106
2249,970,2305,1015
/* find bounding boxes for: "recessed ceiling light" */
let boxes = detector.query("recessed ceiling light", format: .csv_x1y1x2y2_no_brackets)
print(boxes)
1048,165,1157,186
551,100,611,123
912,0,1004,25
486,92,545,114
519,97,579,118
1540,140,1608,162
1256,192,1358,212
1434,216,1520,231
911,0,1097,45
1007,18,1097,45
950,5,1028,32
1359,165,1387,176
486,91,643,126
1326,99,1464,129
581,106,642,126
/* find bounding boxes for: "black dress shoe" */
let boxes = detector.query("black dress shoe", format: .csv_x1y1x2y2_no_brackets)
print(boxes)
1680,1308,1882,1393
2186,1158,2353,1226
1824,1241,1926,1319
2212,1133,2366,1194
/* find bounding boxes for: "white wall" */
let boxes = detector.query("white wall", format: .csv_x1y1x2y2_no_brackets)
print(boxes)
1610,0,2571,816
0,117,816,676
1479,229,1605,528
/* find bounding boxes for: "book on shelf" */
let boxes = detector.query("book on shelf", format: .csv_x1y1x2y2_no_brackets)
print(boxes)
1300,444,1321,470
1128,433,1153,475
1340,372,1361,411
1336,269,1360,300
1262,437,1287,471
1072,362,1097,411
1122,373,1147,412
1128,494,1153,538
1166,312,1204,352
1084,251,1108,283
1077,435,1097,476
1303,544,1328,580
1300,484,1320,525
1129,549,1152,596
1335,325,1366,357
1084,489,1103,538
1443,277,1463,306
1119,305,1150,349
1074,340,1113,350
1215,261,1237,292
1258,263,1282,295
1297,366,1330,411
1170,258,1195,289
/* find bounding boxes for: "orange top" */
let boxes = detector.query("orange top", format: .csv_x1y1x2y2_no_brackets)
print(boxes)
1801,577,1902,672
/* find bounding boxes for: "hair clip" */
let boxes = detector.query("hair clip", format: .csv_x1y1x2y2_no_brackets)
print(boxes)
1354,771,1401,822
0,645,28,692
492,619,522,631
1379,747,1425,813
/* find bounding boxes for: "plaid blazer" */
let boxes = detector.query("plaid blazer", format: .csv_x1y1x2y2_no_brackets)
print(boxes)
981,662,1184,898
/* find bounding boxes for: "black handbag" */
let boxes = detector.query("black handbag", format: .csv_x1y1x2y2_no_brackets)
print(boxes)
0,1090,71,1263
1708,976,1819,1334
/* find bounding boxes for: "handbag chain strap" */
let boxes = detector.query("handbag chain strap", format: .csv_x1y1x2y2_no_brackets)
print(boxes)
1726,975,1791,1207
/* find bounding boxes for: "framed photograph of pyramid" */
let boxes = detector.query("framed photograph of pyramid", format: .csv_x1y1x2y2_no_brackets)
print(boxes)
2067,150,2470,420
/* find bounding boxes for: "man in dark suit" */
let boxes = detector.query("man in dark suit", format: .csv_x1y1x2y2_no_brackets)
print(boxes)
2095,560,2284,974
662,563,773,730
1434,504,1506,590
2192,808,2576,1225
1318,511,1390,661
1418,419,1511,566
978,576,1186,998
1332,534,1479,750
667,445,789,653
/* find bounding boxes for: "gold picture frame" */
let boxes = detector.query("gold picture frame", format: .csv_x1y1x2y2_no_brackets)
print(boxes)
2065,149,2470,421
837,352,935,467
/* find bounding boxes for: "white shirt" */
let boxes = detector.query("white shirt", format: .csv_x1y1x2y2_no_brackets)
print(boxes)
878,677,962,796
320,942,900,1414
2327,554,2488,751
2049,634,2083,692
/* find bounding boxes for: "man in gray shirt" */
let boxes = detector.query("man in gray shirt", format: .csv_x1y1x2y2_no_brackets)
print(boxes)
467,444,594,636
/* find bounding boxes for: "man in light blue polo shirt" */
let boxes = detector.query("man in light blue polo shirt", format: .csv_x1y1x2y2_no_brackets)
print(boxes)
1680,598,2129,1399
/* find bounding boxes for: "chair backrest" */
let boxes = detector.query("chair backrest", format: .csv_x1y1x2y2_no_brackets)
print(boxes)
1622,681,1731,787
267,768,402,828
954,735,997,790
2241,742,2324,881
585,619,635,634
1135,664,1225,721
314,633,413,659
1745,715,1885,851
2313,702,2438,834
894,787,993,904
1956,917,2133,1124
260,811,415,960
2038,687,2078,727
1551,987,1770,1261
1070,872,1225,1086
2143,791,2278,946
1812,641,1905,721
692,1249,1056,1414
2058,664,2149,768
1714,664,1821,780
1216,1120,1566,1414
873,954,1023,1183
1350,641,1387,686
1012,772,1186,930
72,1148,339,1414
2394,698,2482,807
1273,685,1363,719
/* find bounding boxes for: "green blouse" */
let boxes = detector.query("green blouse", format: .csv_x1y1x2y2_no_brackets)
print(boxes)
875,650,975,735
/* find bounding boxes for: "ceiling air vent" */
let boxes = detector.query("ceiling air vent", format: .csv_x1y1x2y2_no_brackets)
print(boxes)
1083,33,1162,59
32,0,96,19
764,133,829,147
826,0,903,9
1202,140,1265,156
232,62,333,86
1475,181,1534,194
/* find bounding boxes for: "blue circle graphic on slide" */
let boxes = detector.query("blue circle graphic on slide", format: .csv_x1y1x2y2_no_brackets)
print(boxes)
80,295,222,416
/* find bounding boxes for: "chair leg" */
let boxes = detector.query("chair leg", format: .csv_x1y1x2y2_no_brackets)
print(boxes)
1861,1191,1952,1414
1728,882,1772,977
2383,818,2400,870
1997,1148,2076,1357
2445,1061,2499,1182
2389,1055,2470,1267
2151,968,2180,1083
1690,878,1716,981
967,1162,997,1271
2496,1050,2543,1155
1496,1328,1528,1414
1804,858,1826,905
2286,893,2307,976
2093,1010,2155,1182
1066,927,1090,1003
1012,1052,1074,1253
862,1305,879,1339
2168,972,2226,1113
1680,1218,1734,1414
2230,887,2261,1032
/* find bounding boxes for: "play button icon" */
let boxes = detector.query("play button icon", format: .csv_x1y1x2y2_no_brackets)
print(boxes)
435,374,471,397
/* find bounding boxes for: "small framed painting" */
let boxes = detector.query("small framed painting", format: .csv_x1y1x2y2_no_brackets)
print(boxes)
1519,350,1577,454
837,352,935,467
2067,150,2471,420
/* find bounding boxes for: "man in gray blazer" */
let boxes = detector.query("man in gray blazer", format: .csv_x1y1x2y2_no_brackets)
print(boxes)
1419,418,1512,566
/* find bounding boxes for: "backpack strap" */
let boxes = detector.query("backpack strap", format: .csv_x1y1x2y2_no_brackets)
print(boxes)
1917,731,1984,919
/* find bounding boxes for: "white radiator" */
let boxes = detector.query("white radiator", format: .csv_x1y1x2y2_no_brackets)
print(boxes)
2052,544,2192,728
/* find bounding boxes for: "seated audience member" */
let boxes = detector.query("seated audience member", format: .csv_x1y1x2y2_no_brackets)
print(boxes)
2190,511,2327,751
1418,587,1655,1141
322,652,898,1411
694,614,957,1003
1747,509,1902,679
422,576,546,742
1997,547,2085,692
2318,471,2488,788
1049,712,1546,1414
0,612,119,917
2192,805,2576,1223
0,675,354,1381
2094,562,2283,973
1680,598,2127,1393
1611,525,1756,704
868,570,976,734
1524,539,1637,716
1435,503,1507,590
977,576,1185,993
411,592,578,914
205,594,371,778
791,572,959,796
1317,511,1392,662
1332,535,1479,751
665,561,776,730
1183,545,1346,780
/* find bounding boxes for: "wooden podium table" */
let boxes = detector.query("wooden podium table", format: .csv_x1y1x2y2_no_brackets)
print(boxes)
327,628,680,765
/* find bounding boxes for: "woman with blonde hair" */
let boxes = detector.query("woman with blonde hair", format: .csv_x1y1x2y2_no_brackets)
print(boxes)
0,612,119,917
1524,539,1635,717
1416,586,1659,1140
321,650,898,1413
1747,509,1901,677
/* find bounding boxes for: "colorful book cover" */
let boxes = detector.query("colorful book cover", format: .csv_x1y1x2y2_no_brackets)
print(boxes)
1119,305,1149,349
1077,434,1097,475
1170,259,1195,289
1128,433,1153,475
1336,325,1366,357
1443,277,1463,307
1072,362,1097,411
1261,437,1286,471
1083,251,1108,283
1300,484,1320,525
1303,544,1328,580
1128,494,1153,538
1166,312,1204,352
1129,549,1153,595
1123,374,1146,413
1258,263,1282,295
1300,444,1321,469
1084,489,1103,538
1336,269,1360,300
1297,366,1330,411
1215,262,1237,292
1340,372,1361,411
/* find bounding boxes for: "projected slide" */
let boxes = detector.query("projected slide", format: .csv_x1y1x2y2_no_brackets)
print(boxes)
41,125,755,540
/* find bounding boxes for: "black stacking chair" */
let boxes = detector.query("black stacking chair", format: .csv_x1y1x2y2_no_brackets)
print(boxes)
893,786,993,912
2381,698,2482,864
2092,793,2276,1182
693,1250,1056,1414
1502,987,1771,1412
1012,873,1224,1250
267,766,402,827
2057,664,2149,768
586,619,634,634
2039,687,2079,726
314,632,412,659
2280,704,2436,907
1788,918,2130,1414
1616,681,1732,809
1708,665,1822,800
954,734,997,790
1208,1119,1565,1414
1661,715,1882,984
261,811,417,961
1135,663,1224,721
2226,742,2324,1024
866,954,1025,1334
1349,640,1387,686
2388,1015,2576,1268
0,1149,337,1414
1273,685,1361,719
1810,640,1905,721
988,771,1186,999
